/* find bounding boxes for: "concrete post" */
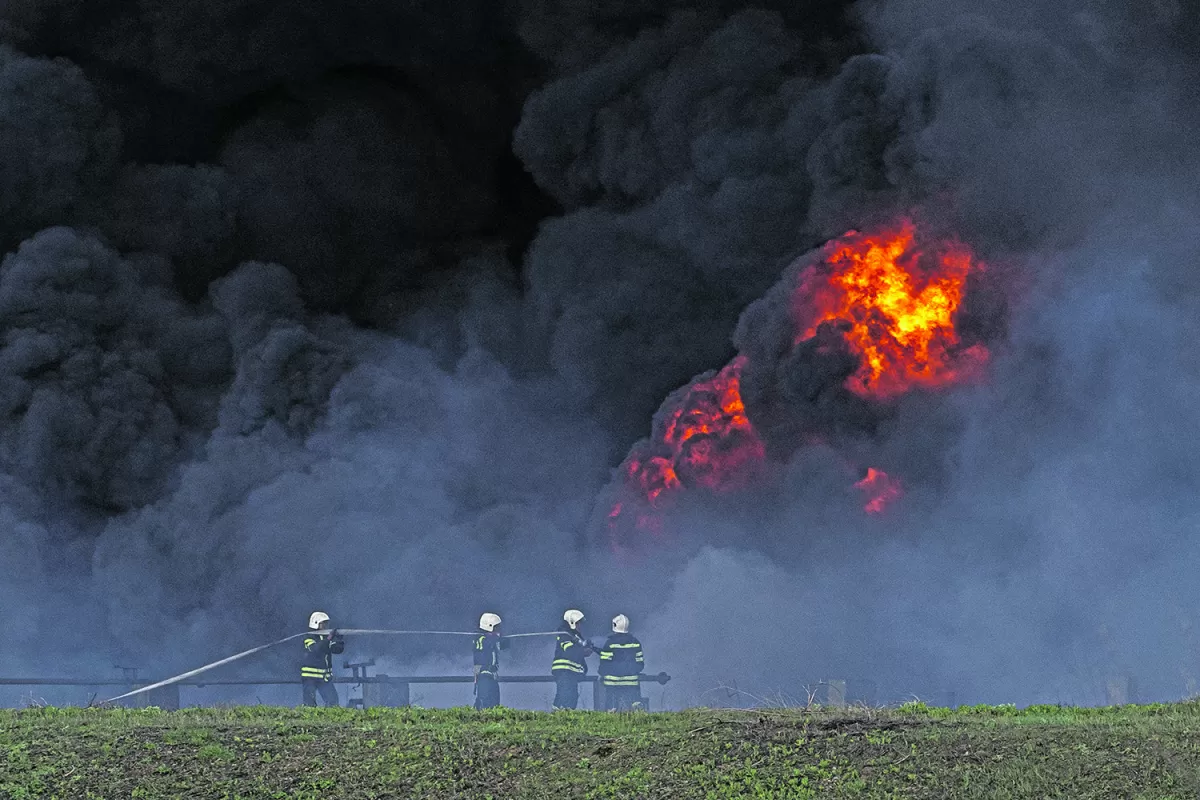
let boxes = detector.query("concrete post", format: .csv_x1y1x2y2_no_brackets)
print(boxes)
362,678,410,708
1106,676,1136,705
823,680,847,708
592,679,605,711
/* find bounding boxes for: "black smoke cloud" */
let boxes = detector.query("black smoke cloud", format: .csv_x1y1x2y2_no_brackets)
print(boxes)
0,47,120,248
593,2,1200,705
0,0,1197,710
518,9,831,437
0,228,221,512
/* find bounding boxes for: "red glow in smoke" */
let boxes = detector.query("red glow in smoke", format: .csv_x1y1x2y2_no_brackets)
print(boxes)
656,357,765,494
609,220,988,544
856,468,903,515
613,358,764,534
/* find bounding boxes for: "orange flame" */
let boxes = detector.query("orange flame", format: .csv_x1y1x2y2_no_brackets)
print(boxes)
795,221,988,399
610,220,988,542
619,358,765,515
660,357,765,493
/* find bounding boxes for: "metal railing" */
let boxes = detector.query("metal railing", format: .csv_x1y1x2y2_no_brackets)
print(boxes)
0,671,672,710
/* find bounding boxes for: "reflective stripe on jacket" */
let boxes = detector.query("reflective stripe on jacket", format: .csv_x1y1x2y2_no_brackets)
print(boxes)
599,633,644,687
301,633,344,680
474,633,501,676
551,623,590,676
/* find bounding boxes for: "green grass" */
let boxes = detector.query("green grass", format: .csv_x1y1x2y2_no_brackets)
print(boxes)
3,702,1200,798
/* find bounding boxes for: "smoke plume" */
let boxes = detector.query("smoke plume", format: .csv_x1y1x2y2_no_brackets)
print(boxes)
0,0,1197,710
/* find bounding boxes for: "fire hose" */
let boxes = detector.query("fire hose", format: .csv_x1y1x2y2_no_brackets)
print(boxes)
99,629,564,705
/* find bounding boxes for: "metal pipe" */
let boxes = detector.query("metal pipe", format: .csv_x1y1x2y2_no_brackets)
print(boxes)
0,673,671,687
93,628,564,705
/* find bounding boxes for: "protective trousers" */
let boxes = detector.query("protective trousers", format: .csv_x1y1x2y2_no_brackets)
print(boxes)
552,675,581,710
605,685,642,711
301,677,340,707
475,674,500,710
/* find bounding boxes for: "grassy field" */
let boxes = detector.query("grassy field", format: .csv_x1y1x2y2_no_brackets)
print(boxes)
2,702,1200,799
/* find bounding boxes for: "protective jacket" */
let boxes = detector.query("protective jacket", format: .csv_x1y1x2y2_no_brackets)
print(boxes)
551,621,591,676
599,632,644,687
300,632,345,681
474,632,503,676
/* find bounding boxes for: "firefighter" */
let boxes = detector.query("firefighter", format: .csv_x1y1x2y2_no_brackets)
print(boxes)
599,614,645,711
300,611,344,707
473,612,504,710
551,609,593,710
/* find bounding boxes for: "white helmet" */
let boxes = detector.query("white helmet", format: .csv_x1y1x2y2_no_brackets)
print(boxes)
479,613,502,632
563,609,585,630
612,614,630,634
308,611,330,630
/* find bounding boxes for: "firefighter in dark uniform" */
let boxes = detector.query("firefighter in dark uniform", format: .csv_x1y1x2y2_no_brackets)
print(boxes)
473,612,505,709
599,614,645,711
300,611,344,707
551,609,593,710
